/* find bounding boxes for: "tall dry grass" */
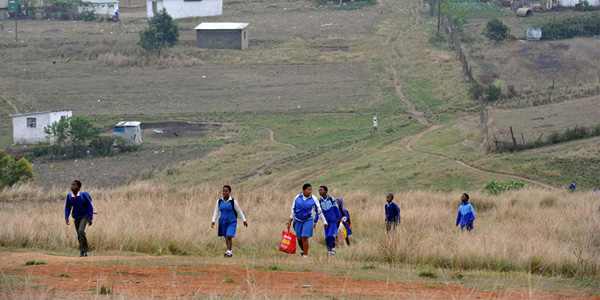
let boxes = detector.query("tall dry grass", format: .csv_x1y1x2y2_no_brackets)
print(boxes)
1,183,599,277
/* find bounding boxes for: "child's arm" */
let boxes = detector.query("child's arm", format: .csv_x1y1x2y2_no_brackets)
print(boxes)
83,192,94,220
64,195,72,220
394,204,400,223
211,200,220,223
233,199,247,222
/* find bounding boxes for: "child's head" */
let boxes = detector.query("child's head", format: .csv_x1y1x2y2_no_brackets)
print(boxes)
318,186,328,197
302,183,312,197
71,180,81,193
386,193,394,203
461,193,469,203
222,185,231,198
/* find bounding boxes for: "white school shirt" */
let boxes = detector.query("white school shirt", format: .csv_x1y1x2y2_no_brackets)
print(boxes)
212,197,247,222
289,194,328,225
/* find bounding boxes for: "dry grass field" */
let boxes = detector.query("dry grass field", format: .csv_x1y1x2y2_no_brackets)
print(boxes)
0,183,599,298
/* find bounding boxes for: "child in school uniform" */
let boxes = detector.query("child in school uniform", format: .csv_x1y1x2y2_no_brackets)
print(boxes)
384,193,400,232
211,185,248,257
336,198,352,246
314,185,342,255
456,193,475,232
65,180,94,257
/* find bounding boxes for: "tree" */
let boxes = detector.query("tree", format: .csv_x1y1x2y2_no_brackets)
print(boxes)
44,116,102,146
0,151,34,190
138,8,179,56
483,18,510,42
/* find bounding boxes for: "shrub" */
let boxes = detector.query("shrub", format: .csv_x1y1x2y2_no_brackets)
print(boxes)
538,12,600,40
0,151,35,190
81,11,96,22
483,18,510,42
418,270,437,278
484,84,502,102
484,180,526,195
89,136,114,156
139,8,179,56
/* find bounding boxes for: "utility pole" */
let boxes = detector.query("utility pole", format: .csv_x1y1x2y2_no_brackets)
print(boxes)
8,0,18,42
437,0,441,33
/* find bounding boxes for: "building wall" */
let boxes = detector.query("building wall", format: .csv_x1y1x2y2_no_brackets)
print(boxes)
196,29,246,50
12,111,72,144
79,1,119,17
113,126,142,145
147,0,222,19
558,0,599,6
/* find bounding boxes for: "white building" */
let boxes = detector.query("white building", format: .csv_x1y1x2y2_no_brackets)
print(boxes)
147,0,222,19
79,0,119,17
558,0,599,6
10,110,72,145
113,121,142,145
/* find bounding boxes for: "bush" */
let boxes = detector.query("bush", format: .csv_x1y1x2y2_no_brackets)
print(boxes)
0,151,34,190
483,18,509,42
139,8,179,56
81,11,97,22
484,180,526,195
484,84,502,101
538,12,600,40
89,136,115,156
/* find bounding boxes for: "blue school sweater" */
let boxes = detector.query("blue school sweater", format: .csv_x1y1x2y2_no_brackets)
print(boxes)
65,191,94,220
314,195,342,224
456,201,475,227
385,202,400,222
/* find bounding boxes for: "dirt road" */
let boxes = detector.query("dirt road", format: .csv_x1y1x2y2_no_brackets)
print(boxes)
1,252,595,299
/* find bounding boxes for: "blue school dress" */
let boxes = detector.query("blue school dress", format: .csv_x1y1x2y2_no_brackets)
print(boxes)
218,199,238,237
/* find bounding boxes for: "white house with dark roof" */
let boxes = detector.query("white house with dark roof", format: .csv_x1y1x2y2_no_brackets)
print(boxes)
10,110,72,144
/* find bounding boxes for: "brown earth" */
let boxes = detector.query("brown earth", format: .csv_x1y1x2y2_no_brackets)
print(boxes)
1,252,598,299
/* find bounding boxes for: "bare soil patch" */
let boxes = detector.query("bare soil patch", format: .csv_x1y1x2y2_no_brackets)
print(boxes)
1,252,596,299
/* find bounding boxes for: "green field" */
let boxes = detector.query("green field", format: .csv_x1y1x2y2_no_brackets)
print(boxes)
0,0,598,191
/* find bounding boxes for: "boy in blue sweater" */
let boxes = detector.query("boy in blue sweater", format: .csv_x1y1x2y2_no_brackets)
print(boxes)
286,183,327,258
314,186,342,256
385,193,400,232
65,180,94,257
456,193,475,231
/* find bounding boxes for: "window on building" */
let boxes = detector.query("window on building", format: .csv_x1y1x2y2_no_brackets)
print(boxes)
152,1,157,10
27,118,36,128
183,0,202,2
244,31,246,39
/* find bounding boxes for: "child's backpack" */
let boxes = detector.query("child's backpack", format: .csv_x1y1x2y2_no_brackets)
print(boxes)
218,198,238,219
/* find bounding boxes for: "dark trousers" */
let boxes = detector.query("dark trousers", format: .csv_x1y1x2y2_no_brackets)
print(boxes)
73,217,89,252
386,220,397,232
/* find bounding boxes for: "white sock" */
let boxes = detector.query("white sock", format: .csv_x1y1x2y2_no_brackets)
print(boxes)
302,255,308,258
227,250,232,254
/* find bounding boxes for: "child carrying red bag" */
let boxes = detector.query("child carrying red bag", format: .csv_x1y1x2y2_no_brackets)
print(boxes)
279,230,296,254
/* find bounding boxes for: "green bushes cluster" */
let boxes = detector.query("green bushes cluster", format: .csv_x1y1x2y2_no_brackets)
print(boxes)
483,17,510,41
0,151,34,190
484,180,526,195
538,12,600,40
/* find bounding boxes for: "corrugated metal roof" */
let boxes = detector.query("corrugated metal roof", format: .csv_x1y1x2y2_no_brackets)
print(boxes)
195,22,249,30
10,110,72,118
115,121,141,127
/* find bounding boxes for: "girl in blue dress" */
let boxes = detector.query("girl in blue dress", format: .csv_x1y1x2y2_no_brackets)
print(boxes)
211,185,248,257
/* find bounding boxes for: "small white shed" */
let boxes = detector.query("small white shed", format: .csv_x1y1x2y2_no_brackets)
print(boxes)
147,0,222,19
113,121,142,145
10,110,72,144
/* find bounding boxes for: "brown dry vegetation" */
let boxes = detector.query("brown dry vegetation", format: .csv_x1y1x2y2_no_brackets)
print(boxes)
1,183,599,278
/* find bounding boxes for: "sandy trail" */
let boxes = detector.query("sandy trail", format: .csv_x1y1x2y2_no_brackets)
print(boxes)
0,252,595,299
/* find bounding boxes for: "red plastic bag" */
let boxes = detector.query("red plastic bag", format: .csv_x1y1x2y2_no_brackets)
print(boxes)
279,230,296,254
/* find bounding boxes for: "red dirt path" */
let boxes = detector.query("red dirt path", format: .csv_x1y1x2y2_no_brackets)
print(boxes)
1,252,597,299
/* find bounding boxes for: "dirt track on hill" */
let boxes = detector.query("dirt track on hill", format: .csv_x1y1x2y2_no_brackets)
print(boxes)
385,0,555,190
1,252,597,299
